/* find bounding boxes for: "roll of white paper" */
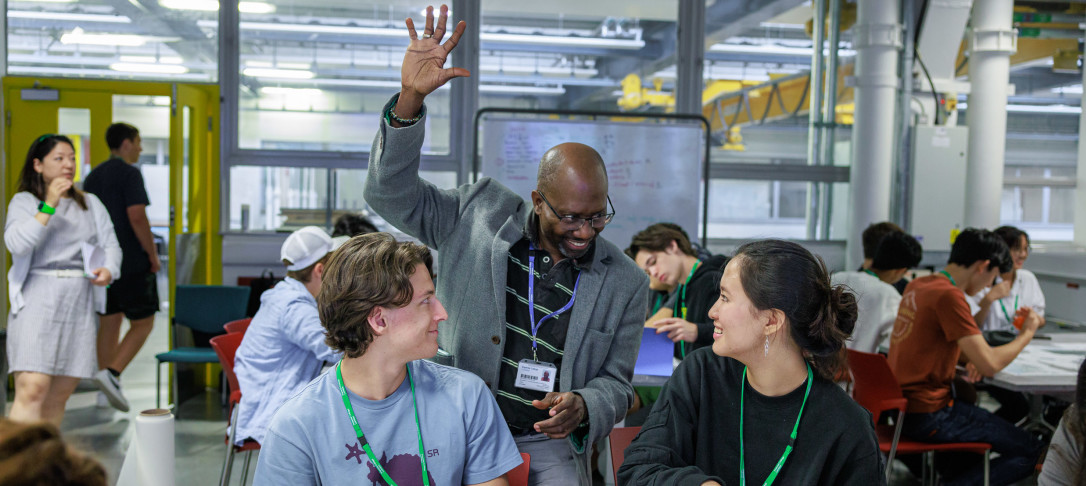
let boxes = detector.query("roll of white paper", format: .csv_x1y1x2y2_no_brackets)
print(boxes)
117,409,175,486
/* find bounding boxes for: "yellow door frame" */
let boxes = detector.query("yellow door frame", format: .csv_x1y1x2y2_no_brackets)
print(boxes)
3,77,223,401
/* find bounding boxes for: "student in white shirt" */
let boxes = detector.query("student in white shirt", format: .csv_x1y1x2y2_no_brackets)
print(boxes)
968,226,1045,333
966,226,1044,424
832,231,922,353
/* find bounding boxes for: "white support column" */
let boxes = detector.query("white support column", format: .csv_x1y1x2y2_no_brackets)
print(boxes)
964,0,1016,229
847,0,901,270
1075,40,1086,245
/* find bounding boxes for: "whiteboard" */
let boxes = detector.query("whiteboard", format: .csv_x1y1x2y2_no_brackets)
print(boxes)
476,114,708,250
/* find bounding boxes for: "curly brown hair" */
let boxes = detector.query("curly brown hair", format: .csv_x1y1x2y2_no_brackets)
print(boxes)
318,233,433,358
0,419,107,486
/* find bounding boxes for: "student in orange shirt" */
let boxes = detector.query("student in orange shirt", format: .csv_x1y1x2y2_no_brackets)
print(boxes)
887,228,1044,486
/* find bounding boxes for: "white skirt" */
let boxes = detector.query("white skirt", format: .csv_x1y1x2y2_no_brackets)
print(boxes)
7,273,97,378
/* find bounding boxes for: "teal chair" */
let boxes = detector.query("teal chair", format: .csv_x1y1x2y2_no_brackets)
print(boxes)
156,285,250,409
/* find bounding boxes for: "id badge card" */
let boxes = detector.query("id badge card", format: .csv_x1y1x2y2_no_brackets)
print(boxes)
515,360,557,393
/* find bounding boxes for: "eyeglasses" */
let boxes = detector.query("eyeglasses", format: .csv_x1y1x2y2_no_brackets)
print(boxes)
538,192,615,230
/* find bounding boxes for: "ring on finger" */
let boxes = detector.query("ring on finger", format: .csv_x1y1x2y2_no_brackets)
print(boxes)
422,32,433,39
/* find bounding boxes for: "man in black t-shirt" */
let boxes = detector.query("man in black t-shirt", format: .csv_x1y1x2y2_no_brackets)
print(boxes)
83,122,160,413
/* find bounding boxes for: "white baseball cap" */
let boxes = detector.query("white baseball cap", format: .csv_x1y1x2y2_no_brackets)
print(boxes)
281,226,338,271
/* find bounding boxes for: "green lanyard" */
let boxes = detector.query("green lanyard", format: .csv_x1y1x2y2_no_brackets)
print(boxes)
336,362,430,486
739,362,812,486
673,260,702,359
939,270,957,287
651,293,664,315
998,294,1019,323
862,269,877,278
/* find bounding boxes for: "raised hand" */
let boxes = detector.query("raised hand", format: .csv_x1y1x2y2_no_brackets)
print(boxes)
394,4,470,123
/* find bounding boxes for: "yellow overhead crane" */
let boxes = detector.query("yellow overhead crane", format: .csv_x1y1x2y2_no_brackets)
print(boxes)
618,1,1082,151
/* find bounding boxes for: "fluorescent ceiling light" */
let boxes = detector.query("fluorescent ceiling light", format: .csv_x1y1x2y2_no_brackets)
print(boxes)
239,22,403,37
61,28,145,47
481,33,643,50
244,60,310,70
709,43,856,57
120,55,183,64
234,21,643,49
239,2,276,13
110,62,189,74
1051,84,1082,95
160,0,217,10
419,7,450,16
16,0,76,2
479,84,566,95
265,78,451,91
260,87,322,96
8,11,131,23
60,27,177,46
958,102,1082,114
1006,104,1081,114
158,0,275,13
480,64,597,77
8,64,209,80
242,67,315,79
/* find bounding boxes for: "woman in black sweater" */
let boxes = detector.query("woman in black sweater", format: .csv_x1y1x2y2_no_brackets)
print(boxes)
619,240,884,485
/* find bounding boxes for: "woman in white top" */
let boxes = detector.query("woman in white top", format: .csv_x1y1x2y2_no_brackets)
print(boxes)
968,226,1044,332
4,134,120,425
964,226,1042,424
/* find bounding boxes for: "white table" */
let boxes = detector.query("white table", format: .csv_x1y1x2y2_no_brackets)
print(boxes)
986,333,1086,431
989,333,1086,398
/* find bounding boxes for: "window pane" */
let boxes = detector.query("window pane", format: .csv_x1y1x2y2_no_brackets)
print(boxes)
478,1,678,112
238,1,451,153
1001,165,1075,241
331,168,457,232
229,166,328,232
707,179,808,239
707,179,847,240
113,95,171,226
8,0,217,82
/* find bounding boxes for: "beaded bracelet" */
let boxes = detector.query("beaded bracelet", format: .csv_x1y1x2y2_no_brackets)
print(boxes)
388,103,423,126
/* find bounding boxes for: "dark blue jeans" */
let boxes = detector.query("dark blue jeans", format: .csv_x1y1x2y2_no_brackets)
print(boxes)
903,401,1043,486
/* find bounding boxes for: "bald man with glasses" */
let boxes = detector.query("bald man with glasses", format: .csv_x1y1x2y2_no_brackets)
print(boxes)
362,6,649,484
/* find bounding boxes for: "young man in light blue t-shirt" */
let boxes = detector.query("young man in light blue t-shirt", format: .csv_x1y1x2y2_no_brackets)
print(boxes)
255,233,522,486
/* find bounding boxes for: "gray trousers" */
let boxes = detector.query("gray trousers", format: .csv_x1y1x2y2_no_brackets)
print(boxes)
514,432,591,486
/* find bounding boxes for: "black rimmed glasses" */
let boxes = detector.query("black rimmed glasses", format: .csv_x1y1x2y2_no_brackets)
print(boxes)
538,192,615,230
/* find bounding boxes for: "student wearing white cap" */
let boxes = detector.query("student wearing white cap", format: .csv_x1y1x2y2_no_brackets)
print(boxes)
233,226,344,446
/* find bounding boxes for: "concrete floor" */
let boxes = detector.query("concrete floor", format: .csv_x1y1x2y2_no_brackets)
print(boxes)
31,313,251,486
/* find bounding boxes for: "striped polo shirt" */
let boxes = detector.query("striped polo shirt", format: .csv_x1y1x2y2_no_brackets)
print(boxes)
498,220,593,434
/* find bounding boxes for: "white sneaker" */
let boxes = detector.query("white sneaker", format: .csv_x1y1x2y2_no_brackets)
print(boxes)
92,369,130,412
96,391,110,408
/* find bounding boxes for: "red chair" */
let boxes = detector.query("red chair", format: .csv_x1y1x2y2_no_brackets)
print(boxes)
847,349,991,485
609,426,641,484
210,332,259,486
507,452,530,486
223,317,253,334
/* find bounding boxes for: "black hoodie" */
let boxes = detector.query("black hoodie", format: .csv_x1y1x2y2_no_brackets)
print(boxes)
670,254,729,359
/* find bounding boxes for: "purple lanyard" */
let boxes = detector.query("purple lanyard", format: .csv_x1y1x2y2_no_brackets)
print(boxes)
527,246,582,361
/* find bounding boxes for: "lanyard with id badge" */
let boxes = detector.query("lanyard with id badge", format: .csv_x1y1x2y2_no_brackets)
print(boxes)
515,246,582,393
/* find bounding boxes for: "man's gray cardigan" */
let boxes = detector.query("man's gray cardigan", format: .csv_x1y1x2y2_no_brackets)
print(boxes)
364,99,650,453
